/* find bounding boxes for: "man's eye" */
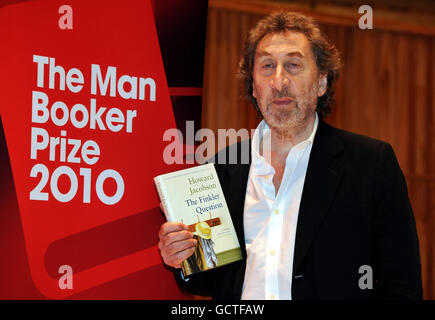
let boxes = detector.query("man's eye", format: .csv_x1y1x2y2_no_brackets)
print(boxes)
262,63,275,69
285,62,302,73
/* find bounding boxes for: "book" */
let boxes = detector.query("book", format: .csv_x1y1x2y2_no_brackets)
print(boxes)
154,163,243,277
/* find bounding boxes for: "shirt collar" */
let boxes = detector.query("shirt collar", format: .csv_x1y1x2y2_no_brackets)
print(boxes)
305,112,319,144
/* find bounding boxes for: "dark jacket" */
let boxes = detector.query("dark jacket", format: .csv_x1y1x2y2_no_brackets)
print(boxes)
176,119,422,299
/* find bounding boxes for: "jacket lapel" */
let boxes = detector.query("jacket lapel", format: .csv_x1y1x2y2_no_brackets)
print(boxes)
292,120,344,274
219,162,251,258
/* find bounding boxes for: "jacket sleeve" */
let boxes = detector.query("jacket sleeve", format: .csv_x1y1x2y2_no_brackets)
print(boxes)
174,268,215,297
372,142,423,299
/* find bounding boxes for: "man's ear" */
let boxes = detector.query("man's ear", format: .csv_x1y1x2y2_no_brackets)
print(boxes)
318,73,327,97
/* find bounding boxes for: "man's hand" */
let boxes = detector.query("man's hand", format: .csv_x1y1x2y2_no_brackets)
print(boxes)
158,222,197,268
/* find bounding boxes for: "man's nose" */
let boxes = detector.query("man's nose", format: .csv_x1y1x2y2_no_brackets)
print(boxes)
270,65,290,92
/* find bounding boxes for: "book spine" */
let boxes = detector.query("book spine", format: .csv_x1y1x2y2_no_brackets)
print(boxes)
154,177,174,222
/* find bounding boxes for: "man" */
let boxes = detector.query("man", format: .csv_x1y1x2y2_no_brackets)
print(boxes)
158,11,422,299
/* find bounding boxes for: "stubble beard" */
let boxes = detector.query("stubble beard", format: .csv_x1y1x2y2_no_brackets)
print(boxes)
261,85,318,135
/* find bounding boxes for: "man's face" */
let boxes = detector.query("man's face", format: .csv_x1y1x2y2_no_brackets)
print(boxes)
252,31,327,131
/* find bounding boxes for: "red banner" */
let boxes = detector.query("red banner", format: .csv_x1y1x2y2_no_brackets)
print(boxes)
0,0,204,299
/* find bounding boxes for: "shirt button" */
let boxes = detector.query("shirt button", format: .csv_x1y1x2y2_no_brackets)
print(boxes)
274,209,279,214
269,294,275,300
270,250,276,256
264,175,269,180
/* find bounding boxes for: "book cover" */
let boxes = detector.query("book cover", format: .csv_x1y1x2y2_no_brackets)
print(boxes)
154,163,243,277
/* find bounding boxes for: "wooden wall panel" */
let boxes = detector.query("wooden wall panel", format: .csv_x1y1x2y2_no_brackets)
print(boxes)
201,0,435,299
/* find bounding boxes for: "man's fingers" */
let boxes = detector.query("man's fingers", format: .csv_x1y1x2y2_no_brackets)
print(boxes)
158,230,194,252
165,238,197,257
158,221,198,268
159,222,188,238
165,246,197,268
163,230,193,247
174,246,197,263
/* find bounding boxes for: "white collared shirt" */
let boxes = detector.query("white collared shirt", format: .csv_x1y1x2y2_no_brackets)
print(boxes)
241,113,319,300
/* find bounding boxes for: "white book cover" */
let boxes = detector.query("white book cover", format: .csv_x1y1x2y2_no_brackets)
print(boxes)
154,163,242,277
